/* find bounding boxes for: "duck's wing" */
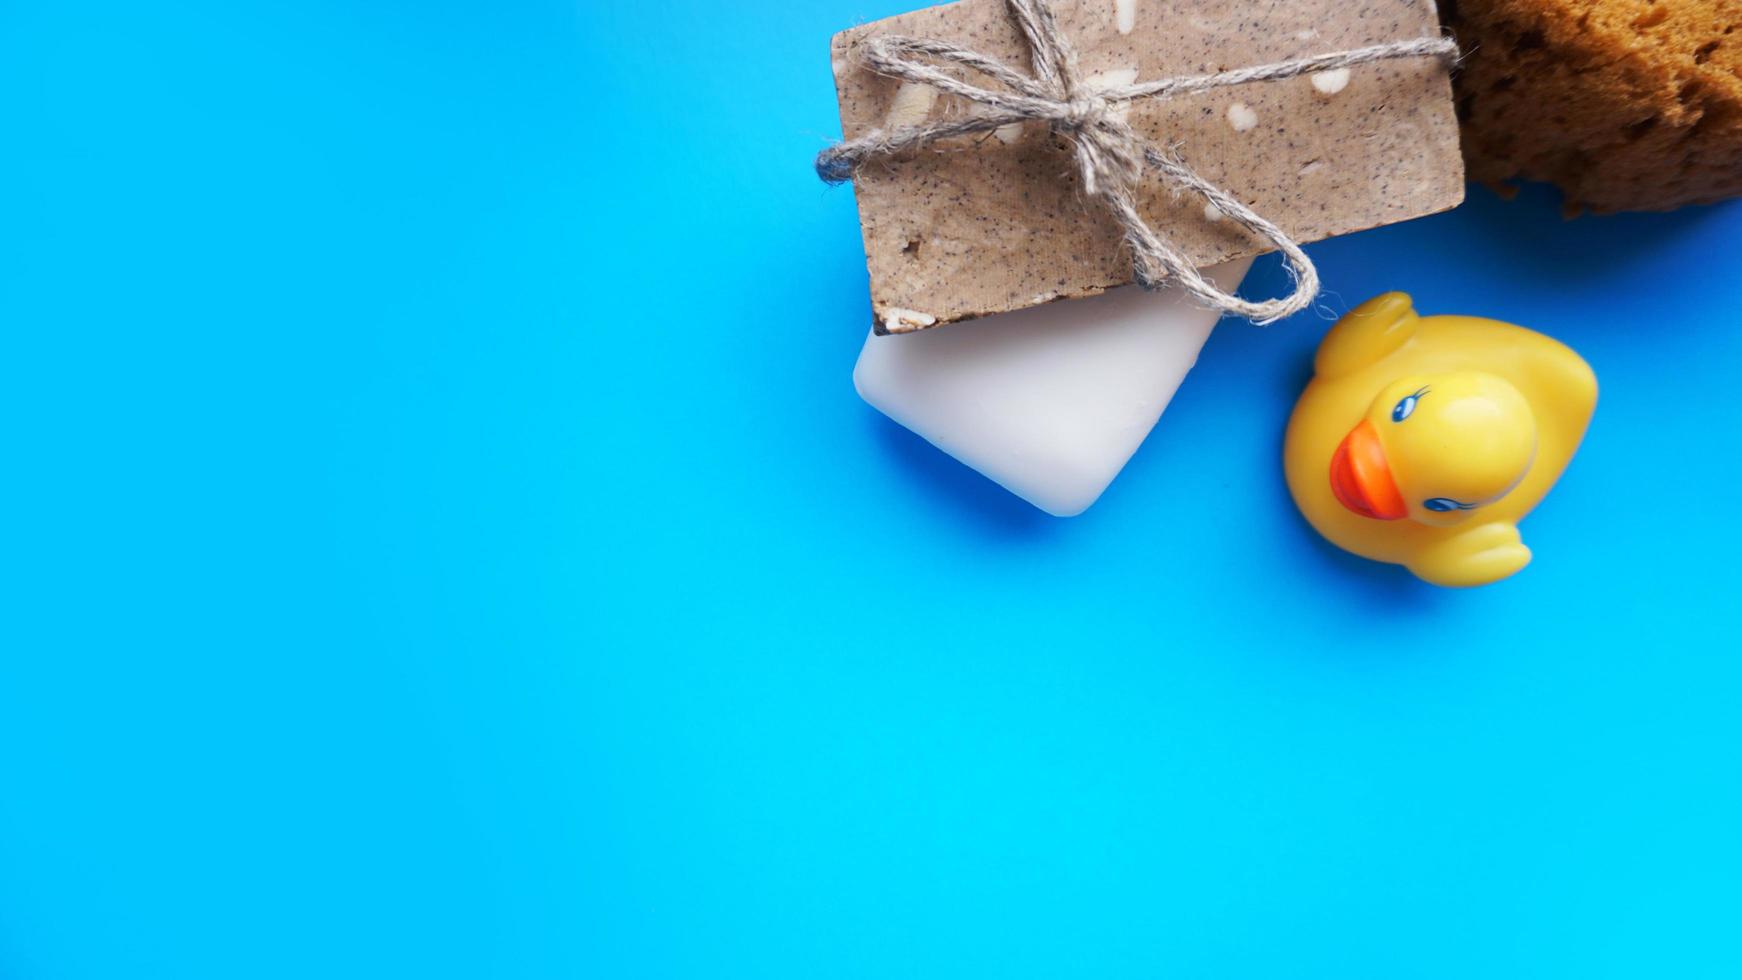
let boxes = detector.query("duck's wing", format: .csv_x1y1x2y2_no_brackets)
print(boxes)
1314,292,1420,380
1517,331,1598,462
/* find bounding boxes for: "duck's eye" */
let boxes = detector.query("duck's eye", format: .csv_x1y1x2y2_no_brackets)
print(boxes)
1391,386,1429,422
1423,497,1476,512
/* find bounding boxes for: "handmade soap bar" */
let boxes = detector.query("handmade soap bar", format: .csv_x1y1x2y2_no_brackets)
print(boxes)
855,259,1251,516
828,0,1463,330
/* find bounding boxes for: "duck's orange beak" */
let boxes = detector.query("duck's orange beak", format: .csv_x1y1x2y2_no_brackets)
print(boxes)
1328,420,1407,521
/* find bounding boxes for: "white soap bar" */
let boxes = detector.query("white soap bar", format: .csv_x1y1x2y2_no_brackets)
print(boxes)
854,259,1252,517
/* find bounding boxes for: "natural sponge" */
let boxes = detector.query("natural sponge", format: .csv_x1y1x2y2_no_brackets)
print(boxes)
1446,0,1742,212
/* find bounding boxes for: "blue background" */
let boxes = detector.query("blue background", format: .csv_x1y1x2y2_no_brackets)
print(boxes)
4,1,1740,977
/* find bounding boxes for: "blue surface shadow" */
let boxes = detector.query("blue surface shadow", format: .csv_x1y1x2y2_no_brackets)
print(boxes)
868,413,1061,539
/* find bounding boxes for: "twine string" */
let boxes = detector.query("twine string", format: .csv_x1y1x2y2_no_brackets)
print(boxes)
816,0,1458,324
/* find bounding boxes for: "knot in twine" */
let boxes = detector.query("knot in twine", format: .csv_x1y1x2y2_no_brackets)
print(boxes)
816,0,1459,324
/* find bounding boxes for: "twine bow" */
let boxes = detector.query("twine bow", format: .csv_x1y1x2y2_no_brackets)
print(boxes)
816,0,1459,324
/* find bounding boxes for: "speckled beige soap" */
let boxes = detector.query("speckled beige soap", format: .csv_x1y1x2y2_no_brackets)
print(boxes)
828,0,1464,333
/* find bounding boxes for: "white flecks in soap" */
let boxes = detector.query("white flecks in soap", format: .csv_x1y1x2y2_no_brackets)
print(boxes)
1202,201,1224,223
1226,102,1258,132
993,121,1025,144
1299,158,1326,177
854,259,1254,517
1311,68,1351,97
1085,68,1140,124
881,307,937,334
885,82,937,129
1115,0,1137,35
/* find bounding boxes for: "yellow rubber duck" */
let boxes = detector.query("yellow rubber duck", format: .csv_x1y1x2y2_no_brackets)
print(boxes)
1284,293,1597,587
